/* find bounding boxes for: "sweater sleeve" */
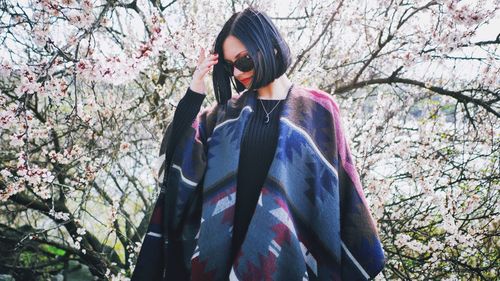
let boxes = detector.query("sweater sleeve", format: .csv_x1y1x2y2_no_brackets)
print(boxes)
167,87,206,160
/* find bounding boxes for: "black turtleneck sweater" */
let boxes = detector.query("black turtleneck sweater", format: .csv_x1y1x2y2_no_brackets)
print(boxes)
168,87,284,263
232,93,284,262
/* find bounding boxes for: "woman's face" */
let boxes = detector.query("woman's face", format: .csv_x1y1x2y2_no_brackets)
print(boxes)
222,35,255,88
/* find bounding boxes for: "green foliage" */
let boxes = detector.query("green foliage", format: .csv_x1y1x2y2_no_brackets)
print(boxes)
39,244,66,257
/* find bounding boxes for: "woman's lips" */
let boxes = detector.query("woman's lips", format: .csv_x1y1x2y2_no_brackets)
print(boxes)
239,77,252,84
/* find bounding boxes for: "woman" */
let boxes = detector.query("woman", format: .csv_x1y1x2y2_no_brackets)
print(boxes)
132,7,385,281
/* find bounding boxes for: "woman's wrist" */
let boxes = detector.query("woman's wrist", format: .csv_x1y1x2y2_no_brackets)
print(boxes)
187,87,207,98
189,81,206,95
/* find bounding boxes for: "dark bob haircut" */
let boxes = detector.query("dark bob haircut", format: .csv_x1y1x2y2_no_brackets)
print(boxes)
211,7,292,105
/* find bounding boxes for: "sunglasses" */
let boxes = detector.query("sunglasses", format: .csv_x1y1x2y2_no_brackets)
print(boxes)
223,54,254,75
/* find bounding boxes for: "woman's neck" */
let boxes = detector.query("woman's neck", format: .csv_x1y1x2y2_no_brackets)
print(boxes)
256,74,293,100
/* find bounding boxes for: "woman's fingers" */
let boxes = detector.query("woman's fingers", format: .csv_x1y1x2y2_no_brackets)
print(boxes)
206,55,218,74
205,54,218,67
190,48,218,93
197,52,218,75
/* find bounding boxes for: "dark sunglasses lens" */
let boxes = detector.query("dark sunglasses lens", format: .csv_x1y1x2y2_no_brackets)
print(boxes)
235,56,254,72
223,55,254,75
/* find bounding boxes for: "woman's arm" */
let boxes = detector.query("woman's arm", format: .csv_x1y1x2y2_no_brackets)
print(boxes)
164,87,206,169
132,47,217,281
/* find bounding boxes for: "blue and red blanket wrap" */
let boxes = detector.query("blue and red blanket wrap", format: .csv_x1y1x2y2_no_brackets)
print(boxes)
132,85,385,281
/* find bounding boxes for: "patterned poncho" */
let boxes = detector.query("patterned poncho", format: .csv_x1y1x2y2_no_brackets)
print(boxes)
132,85,385,281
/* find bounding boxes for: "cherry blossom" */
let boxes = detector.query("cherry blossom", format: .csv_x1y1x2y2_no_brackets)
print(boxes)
0,0,498,279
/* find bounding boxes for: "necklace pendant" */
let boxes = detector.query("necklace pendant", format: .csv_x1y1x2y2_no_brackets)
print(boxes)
259,84,293,125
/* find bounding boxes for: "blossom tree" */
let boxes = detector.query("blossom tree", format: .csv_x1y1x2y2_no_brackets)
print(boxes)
0,0,498,279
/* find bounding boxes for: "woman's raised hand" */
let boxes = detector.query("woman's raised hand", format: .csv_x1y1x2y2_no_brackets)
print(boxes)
189,47,219,95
